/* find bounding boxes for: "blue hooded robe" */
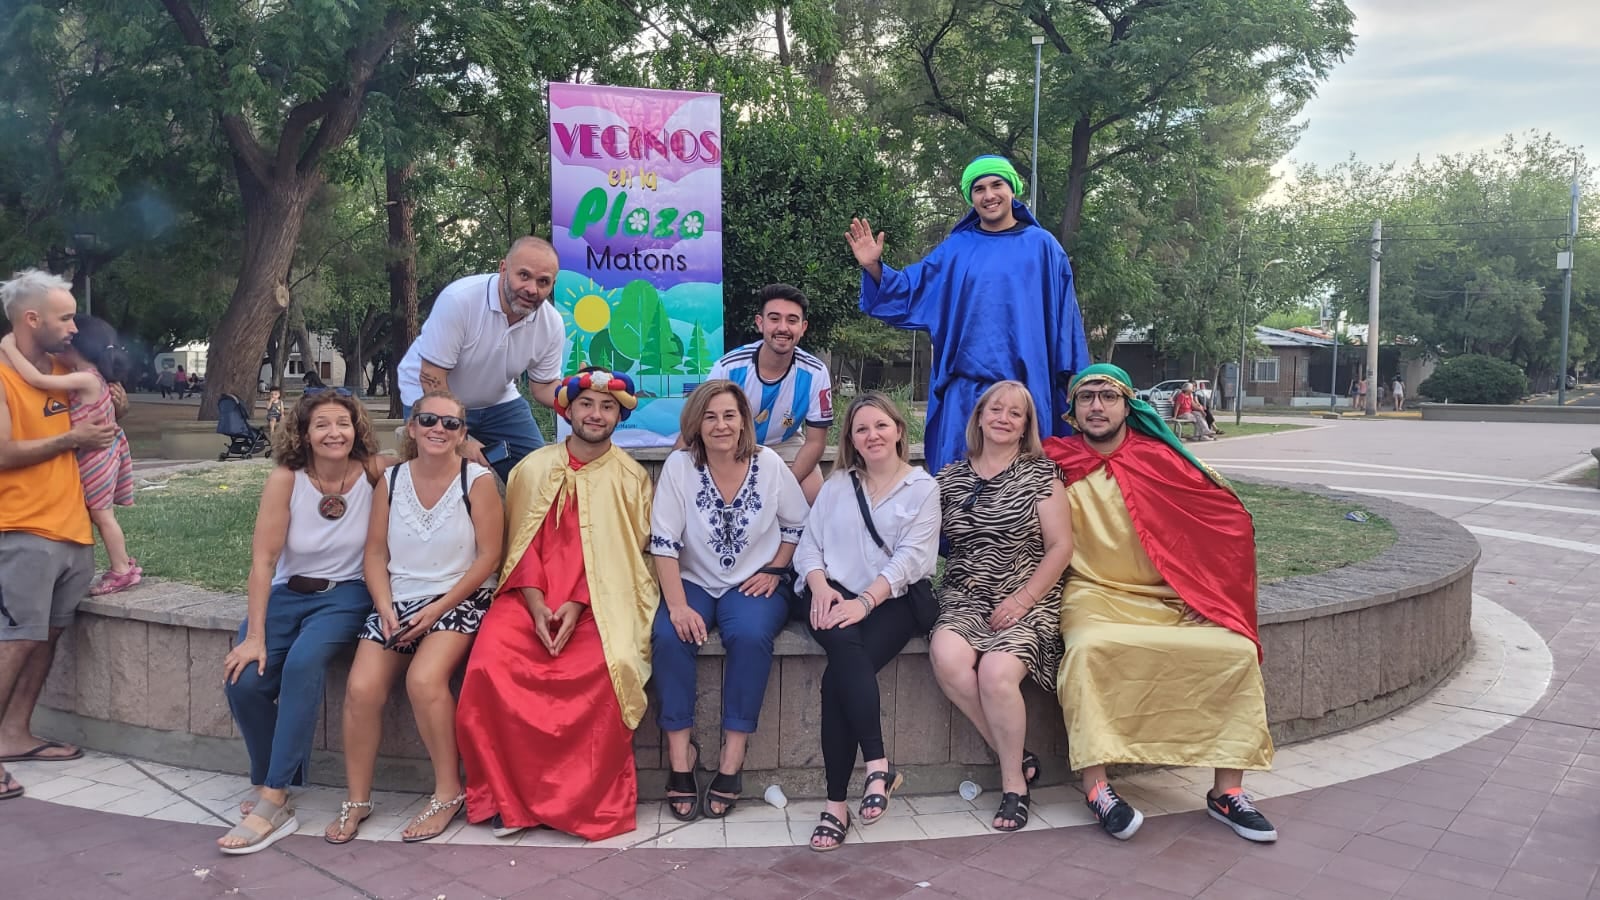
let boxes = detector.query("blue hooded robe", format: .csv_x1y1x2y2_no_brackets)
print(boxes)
860,201,1092,475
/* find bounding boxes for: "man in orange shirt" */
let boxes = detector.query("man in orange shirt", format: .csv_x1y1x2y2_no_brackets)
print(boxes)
0,270,117,802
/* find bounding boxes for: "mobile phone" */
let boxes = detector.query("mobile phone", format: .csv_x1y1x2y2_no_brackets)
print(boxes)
384,621,414,649
482,440,509,464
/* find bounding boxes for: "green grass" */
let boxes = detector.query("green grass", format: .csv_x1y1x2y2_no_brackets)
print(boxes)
104,462,269,592
1213,422,1310,440
1557,462,1598,487
1237,480,1395,582
112,459,1391,594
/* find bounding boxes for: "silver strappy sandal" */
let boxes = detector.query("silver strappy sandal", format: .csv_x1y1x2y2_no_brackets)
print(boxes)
403,792,465,843
324,799,373,844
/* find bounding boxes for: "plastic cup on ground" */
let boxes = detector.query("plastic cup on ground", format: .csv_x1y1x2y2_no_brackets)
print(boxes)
763,784,788,809
958,780,982,802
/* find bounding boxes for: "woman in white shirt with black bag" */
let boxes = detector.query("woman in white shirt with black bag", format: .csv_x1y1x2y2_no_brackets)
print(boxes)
322,390,504,845
792,392,940,851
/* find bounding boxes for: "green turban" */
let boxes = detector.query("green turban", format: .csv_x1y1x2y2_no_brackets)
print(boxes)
960,155,1024,203
1065,363,1224,486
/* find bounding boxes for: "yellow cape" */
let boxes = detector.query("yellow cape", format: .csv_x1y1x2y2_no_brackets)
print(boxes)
500,442,660,729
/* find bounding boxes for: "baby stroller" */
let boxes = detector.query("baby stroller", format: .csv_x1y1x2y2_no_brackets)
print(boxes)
217,393,272,460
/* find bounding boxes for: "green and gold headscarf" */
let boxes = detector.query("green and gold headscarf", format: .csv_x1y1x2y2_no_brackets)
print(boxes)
1065,363,1228,488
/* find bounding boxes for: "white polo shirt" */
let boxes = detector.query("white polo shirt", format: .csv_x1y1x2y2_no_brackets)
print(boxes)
398,273,565,409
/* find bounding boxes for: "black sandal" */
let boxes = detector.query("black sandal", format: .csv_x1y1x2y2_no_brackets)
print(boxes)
665,741,702,822
858,768,904,825
809,810,850,852
702,769,742,818
993,791,1031,832
1022,749,1042,786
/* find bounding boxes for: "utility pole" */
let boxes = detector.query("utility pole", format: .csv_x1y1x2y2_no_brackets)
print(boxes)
1557,157,1579,406
1327,307,1340,411
1364,219,1382,416
1030,35,1045,211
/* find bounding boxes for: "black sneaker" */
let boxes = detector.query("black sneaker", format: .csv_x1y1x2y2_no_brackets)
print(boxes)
1085,781,1143,840
1207,789,1278,842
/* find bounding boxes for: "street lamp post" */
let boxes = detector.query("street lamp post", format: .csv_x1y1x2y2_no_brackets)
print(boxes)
1030,35,1044,210
1236,258,1287,426
72,231,96,317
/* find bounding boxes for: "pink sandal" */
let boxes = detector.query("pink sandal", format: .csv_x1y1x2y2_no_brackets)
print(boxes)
91,567,142,596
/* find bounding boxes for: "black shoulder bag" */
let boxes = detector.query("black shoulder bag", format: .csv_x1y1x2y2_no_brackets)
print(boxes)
848,471,940,634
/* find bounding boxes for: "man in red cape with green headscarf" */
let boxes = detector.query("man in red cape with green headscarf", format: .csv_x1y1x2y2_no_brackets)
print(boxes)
1042,363,1278,845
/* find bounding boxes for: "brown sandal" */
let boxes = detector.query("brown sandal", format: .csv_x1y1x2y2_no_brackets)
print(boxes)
323,800,373,844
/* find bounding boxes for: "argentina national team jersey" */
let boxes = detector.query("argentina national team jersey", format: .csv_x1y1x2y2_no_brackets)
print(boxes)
709,341,834,446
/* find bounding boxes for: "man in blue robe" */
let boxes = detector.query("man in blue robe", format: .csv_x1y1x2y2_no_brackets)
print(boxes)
846,156,1092,474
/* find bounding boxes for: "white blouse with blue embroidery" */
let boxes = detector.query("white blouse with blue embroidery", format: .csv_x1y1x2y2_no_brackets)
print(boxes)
649,446,809,598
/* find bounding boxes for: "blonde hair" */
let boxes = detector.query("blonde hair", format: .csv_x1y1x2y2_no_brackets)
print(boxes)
834,391,910,472
399,390,468,461
679,379,756,467
964,380,1043,460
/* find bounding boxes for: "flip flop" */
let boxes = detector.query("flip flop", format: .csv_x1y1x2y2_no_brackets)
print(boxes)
0,740,83,763
1,772,23,800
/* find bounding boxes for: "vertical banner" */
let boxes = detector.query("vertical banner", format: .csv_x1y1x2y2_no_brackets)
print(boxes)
548,83,724,446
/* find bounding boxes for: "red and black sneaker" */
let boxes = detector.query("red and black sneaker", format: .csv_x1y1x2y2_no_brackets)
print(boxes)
1085,781,1143,840
1207,788,1278,842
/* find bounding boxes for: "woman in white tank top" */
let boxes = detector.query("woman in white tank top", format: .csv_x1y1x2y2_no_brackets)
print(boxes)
217,390,383,855
324,391,505,845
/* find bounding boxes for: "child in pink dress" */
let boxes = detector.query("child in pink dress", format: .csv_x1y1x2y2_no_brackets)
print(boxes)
0,314,139,594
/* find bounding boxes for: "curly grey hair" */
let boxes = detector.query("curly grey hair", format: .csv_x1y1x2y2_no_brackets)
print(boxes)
1,269,73,320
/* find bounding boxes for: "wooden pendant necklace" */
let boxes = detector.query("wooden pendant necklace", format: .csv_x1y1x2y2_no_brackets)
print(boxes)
308,462,354,520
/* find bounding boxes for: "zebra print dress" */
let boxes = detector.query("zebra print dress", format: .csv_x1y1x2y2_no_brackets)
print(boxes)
935,456,1066,690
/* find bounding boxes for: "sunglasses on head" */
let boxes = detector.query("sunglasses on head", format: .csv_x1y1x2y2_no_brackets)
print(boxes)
305,386,354,397
413,412,464,431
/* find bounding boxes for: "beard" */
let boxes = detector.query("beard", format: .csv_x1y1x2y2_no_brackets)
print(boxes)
570,419,616,445
1081,418,1127,446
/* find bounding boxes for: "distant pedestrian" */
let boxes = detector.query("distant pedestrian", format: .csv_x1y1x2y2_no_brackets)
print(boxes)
175,365,188,397
156,366,175,398
1391,377,1405,411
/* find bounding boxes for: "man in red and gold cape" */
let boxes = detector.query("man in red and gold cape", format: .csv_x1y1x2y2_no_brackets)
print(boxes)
1042,363,1277,844
455,367,659,841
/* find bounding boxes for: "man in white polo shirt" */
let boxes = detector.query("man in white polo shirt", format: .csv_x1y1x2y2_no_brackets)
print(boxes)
398,237,565,481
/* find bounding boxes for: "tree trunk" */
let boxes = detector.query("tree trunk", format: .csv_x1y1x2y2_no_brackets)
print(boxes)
386,161,419,417
1057,114,1093,252
267,311,290,388
775,5,791,68
198,184,315,418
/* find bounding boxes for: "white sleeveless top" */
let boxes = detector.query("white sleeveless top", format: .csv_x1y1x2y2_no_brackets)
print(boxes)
386,461,497,605
273,469,373,586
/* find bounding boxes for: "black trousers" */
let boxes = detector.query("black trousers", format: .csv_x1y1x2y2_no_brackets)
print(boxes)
804,591,919,802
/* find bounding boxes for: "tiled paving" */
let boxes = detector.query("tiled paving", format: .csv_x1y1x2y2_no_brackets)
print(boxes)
5,417,1600,898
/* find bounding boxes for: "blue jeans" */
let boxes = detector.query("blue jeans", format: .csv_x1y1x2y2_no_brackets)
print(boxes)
403,396,544,482
651,580,789,733
224,581,371,788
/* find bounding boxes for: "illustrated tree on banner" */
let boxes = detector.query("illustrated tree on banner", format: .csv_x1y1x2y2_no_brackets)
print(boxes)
549,84,724,446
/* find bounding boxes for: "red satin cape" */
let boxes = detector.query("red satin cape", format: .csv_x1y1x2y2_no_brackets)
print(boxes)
1044,431,1261,656
455,462,637,841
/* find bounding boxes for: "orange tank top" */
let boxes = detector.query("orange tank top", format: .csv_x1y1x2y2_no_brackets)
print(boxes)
0,360,92,545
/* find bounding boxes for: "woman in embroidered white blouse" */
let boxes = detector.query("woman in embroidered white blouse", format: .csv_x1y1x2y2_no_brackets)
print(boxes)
324,392,505,845
650,380,809,822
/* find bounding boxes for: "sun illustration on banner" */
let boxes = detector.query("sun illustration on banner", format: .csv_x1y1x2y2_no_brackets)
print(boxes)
564,278,615,334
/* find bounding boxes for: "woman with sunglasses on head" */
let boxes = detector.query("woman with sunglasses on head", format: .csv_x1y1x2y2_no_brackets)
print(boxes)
218,389,385,855
322,391,504,844
929,379,1073,833
792,392,940,851
649,379,809,822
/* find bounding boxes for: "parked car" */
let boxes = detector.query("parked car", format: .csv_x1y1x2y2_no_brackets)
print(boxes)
1137,379,1214,407
835,376,858,397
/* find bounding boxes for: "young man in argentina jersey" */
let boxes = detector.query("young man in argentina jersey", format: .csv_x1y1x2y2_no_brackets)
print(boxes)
707,284,833,503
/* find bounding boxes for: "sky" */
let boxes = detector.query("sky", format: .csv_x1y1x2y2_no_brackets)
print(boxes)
1285,0,1600,172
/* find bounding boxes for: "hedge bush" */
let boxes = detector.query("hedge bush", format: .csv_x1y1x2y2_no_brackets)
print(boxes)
1418,355,1528,404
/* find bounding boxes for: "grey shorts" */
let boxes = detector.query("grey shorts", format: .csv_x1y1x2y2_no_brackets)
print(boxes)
0,532,96,641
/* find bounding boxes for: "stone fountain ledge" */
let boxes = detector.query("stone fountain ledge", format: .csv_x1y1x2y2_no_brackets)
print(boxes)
34,484,1477,799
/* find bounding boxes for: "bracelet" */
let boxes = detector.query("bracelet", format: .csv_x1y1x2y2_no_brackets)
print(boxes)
856,595,874,614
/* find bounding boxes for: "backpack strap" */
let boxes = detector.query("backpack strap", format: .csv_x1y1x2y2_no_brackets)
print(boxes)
460,456,472,517
387,461,399,494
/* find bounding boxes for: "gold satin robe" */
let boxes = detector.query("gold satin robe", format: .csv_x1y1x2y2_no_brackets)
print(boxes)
500,442,660,729
1059,467,1274,772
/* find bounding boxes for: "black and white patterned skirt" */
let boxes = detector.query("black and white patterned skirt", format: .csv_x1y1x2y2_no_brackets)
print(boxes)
357,586,495,654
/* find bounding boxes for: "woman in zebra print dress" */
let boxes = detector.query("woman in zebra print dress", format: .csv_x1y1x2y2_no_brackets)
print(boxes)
930,381,1073,833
